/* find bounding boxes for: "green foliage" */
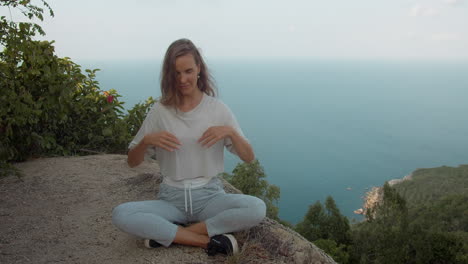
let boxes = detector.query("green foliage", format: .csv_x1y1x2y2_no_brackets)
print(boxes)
296,201,326,242
350,180,468,264
0,0,54,22
368,183,408,226
295,196,352,263
324,196,352,245
408,225,466,264
0,1,156,176
222,160,281,221
391,165,468,237
390,165,468,263
296,196,351,245
394,165,468,208
1,1,57,161
411,194,468,233
292,151,467,264
0,0,53,39
314,239,350,264
350,183,410,264
0,34,130,159
124,96,156,138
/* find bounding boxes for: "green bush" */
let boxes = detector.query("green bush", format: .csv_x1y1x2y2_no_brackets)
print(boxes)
296,196,351,245
124,96,156,139
314,239,350,264
295,196,352,263
350,183,468,264
0,1,155,177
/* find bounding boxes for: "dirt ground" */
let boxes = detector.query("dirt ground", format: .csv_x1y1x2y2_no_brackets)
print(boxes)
0,154,229,264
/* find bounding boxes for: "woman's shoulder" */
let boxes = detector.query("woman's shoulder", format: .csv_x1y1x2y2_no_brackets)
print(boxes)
203,95,235,119
145,100,172,119
205,94,230,111
152,99,173,112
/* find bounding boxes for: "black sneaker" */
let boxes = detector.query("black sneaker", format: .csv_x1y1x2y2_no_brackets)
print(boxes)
206,234,239,256
144,239,162,248
144,222,187,248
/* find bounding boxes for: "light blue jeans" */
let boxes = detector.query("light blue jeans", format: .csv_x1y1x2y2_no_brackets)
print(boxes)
112,177,266,247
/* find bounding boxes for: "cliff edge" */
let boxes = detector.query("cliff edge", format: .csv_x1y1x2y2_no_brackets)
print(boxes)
0,154,336,264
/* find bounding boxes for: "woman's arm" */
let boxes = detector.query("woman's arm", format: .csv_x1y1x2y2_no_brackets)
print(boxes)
127,131,181,168
198,126,255,163
228,127,255,163
127,139,148,168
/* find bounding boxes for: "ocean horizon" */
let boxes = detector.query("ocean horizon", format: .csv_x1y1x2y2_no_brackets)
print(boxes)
79,58,468,224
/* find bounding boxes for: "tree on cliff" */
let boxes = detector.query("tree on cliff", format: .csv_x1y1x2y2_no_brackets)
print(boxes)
351,183,410,263
351,182,466,264
295,196,351,263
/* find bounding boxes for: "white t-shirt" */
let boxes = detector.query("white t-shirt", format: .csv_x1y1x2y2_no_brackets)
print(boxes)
129,93,247,183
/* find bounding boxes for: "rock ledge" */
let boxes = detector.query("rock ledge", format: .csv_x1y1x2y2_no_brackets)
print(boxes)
0,154,336,264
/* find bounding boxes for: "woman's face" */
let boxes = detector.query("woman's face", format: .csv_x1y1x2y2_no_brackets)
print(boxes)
175,53,200,97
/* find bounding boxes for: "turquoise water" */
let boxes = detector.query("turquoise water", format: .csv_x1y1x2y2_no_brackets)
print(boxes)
81,59,468,224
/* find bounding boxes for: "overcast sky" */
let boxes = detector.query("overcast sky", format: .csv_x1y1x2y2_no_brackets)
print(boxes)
2,0,468,61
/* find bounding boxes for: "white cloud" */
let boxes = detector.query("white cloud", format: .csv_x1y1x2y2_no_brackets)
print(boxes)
288,25,297,33
409,4,440,17
406,32,417,39
443,0,463,6
431,33,461,41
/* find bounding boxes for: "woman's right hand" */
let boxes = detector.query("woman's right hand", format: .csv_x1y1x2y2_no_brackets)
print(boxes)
143,131,181,152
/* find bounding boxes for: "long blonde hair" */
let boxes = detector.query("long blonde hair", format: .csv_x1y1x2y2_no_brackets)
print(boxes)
160,39,216,107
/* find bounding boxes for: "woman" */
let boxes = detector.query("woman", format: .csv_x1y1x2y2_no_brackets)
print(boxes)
112,39,266,256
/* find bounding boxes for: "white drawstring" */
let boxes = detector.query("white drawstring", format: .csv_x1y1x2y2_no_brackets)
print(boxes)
189,183,193,215
184,181,193,215
164,177,211,216
184,183,188,213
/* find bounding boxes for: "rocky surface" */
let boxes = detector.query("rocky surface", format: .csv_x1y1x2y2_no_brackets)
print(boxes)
0,154,336,264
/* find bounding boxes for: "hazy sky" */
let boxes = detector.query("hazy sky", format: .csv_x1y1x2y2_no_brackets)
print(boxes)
2,0,468,60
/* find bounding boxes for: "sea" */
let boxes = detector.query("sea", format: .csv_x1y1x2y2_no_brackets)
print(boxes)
80,58,468,224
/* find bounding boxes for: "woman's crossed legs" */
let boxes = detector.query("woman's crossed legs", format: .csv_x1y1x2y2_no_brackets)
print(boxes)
111,193,266,248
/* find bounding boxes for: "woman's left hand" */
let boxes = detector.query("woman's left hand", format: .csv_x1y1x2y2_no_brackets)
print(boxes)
198,126,233,148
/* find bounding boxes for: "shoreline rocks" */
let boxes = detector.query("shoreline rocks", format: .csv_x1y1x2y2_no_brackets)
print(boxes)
354,173,413,216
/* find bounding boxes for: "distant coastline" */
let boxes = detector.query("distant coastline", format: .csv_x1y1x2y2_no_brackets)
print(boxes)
354,173,413,216
387,173,413,186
